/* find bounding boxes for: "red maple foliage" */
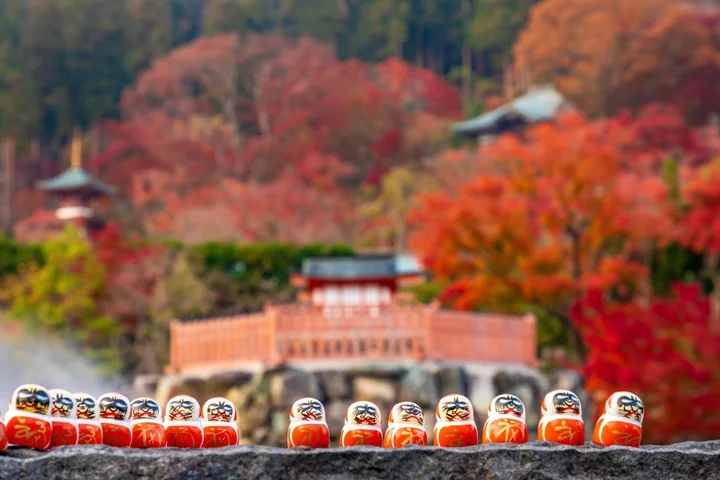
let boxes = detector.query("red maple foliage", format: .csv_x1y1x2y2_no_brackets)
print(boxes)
572,283,720,444
409,113,671,350
92,34,459,242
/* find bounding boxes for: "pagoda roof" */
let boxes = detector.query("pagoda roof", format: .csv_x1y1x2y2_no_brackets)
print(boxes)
37,168,116,195
301,254,423,280
452,86,567,137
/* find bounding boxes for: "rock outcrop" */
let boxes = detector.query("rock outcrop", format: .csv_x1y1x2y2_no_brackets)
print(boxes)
2,442,719,479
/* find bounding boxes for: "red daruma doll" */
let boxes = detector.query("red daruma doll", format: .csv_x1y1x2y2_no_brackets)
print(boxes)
4,384,52,450
0,406,8,451
49,389,79,447
593,391,644,448
538,390,585,445
384,402,428,448
340,401,383,447
482,394,528,444
287,397,330,448
98,393,132,447
130,397,166,448
74,393,103,445
202,397,239,448
164,395,203,448
433,394,478,448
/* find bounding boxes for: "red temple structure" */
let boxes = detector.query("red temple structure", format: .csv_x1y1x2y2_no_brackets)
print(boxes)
168,255,537,373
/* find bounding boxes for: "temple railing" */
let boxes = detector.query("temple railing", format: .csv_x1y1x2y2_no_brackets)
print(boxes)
167,305,536,373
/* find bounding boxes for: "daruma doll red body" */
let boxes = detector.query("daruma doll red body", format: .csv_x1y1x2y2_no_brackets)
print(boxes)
0,408,8,451
49,389,79,447
384,402,427,448
287,397,330,448
164,395,203,448
433,394,478,448
482,394,528,444
130,397,165,448
593,391,644,448
4,384,53,450
98,393,132,448
74,393,103,445
340,401,383,447
537,390,584,445
202,397,239,448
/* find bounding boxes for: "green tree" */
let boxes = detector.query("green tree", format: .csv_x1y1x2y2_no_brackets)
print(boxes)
25,0,130,143
343,0,410,59
125,0,173,75
0,0,38,138
5,226,120,369
359,167,420,251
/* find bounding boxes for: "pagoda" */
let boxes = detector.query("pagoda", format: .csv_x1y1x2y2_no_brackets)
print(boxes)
37,132,116,236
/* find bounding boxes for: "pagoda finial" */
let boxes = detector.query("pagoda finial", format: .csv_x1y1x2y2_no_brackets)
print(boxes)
70,130,82,170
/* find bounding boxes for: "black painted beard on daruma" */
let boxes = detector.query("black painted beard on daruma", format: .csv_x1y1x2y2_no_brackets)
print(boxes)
494,395,524,418
552,392,580,415
206,401,234,422
99,397,129,420
351,404,379,425
16,388,50,415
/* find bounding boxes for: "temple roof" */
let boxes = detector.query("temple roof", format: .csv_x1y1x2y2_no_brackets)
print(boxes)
452,86,567,137
37,168,116,196
301,254,422,279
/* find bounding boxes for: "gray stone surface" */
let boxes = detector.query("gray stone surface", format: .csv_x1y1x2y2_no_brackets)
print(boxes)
399,367,438,408
318,370,352,399
2,443,720,479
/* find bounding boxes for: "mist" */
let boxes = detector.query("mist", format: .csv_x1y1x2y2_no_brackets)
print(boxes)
0,331,128,410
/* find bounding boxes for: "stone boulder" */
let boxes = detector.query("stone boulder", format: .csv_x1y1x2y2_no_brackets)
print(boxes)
2,443,719,479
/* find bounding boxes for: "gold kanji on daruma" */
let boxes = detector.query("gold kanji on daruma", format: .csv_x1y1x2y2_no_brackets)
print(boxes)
4,384,53,450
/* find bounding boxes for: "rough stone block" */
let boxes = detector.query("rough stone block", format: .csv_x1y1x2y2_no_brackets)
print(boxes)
269,368,322,407
3,443,719,479
353,376,397,404
436,367,468,396
399,367,438,408
318,370,352,399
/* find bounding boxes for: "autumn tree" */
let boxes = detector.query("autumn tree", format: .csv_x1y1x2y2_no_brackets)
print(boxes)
97,34,459,242
409,113,673,354
2,226,121,370
572,283,720,443
514,0,720,121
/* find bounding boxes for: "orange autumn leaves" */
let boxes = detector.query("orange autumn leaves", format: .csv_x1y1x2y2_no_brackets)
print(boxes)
410,114,669,317
514,0,720,121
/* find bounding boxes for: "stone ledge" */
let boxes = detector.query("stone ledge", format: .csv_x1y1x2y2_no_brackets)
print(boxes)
2,442,720,479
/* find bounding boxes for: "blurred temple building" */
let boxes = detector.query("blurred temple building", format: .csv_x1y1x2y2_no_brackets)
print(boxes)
167,254,537,374
452,86,573,144
15,133,116,241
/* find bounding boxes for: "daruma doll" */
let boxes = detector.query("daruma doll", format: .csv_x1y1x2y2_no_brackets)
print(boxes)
130,397,166,448
201,397,239,448
164,395,203,448
433,394,478,448
537,390,584,445
482,394,528,444
384,402,427,448
74,393,103,445
593,391,644,448
340,401,383,447
98,392,132,447
287,397,330,448
4,384,52,450
49,389,79,447
0,406,7,451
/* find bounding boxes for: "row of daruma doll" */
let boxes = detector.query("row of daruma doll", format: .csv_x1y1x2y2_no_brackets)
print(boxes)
289,390,644,448
0,385,238,450
0,385,644,451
